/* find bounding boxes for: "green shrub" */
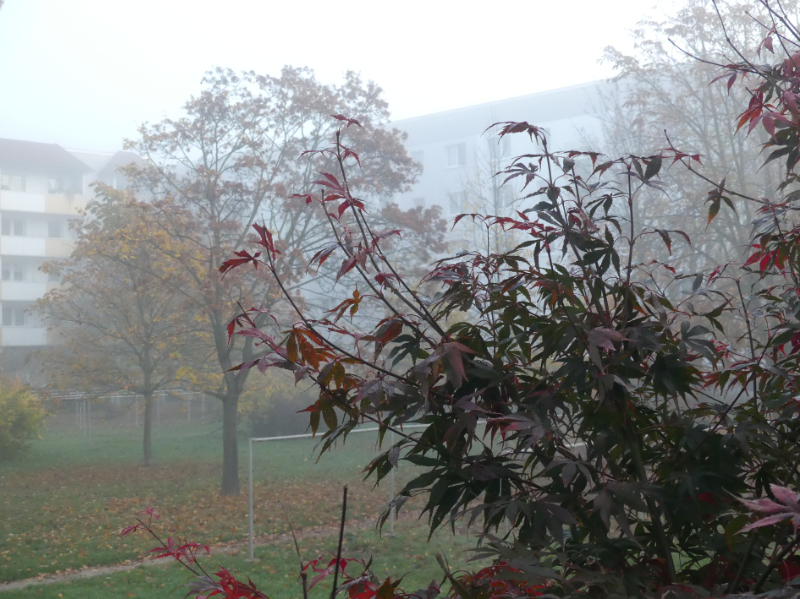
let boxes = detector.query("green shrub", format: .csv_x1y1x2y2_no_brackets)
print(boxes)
0,379,45,459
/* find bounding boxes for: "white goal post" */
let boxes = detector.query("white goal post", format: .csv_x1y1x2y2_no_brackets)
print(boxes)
247,424,428,560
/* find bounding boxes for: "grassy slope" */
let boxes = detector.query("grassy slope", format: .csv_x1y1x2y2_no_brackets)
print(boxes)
1,422,431,583
2,522,482,599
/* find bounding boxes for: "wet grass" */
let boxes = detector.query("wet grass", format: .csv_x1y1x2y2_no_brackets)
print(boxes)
2,521,481,599
1,421,429,583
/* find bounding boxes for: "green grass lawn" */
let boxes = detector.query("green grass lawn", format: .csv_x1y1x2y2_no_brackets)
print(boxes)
2,521,483,599
0,420,439,584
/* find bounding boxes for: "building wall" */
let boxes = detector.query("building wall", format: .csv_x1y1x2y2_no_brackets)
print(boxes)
0,141,140,382
0,181,85,350
389,81,607,220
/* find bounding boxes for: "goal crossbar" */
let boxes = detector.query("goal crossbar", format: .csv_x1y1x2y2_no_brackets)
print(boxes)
247,424,427,560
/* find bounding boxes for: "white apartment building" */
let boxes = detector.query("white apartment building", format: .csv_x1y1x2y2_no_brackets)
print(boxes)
389,81,608,220
0,138,137,373
0,139,89,354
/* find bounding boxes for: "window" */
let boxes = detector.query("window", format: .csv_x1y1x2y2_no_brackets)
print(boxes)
48,221,62,239
2,307,26,327
412,197,426,209
498,186,514,208
448,191,467,213
2,262,25,282
47,178,64,193
48,271,60,283
0,173,25,192
446,143,466,168
411,151,424,166
2,219,26,236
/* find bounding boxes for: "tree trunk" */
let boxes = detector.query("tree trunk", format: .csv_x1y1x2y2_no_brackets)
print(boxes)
220,392,240,496
143,392,154,466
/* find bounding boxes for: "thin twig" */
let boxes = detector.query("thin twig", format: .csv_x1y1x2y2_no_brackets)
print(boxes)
331,485,348,599
278,499,308,599
753,532,800,592
726,532,759,595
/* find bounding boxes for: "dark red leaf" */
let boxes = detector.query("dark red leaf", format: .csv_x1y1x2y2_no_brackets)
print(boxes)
336,256,358,282
330,114,363,128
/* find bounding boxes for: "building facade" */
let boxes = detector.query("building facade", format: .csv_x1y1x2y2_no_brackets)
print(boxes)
389,81,608,222
0,138,137,373
0,139,90,355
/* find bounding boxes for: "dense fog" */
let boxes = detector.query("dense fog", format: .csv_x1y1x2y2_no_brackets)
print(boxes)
2,0,798,597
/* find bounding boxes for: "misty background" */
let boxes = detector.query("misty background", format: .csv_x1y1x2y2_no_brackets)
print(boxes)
0,0,663,150
1,0,779,595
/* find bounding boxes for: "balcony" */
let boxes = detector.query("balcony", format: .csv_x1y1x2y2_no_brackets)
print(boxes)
45,194,86,215
1,327,47,347
0,191,86,214
0,191,45,212
45,238,73,258
0,237,74,258
0,282,47,302
0,237,46,257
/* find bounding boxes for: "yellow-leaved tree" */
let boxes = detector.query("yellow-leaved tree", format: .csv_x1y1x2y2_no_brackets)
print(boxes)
35,186,211,466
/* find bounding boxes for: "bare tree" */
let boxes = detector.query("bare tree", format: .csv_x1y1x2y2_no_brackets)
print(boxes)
599,0,793,274
124,67,443,495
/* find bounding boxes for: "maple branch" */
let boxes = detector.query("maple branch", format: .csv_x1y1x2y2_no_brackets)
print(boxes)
333,130,447,339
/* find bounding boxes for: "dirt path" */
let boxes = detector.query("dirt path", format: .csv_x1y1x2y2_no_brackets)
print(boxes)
0,517,385,592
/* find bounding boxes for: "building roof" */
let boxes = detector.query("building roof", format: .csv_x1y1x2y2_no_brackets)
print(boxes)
67,149,116,172
0,138,92,173
69,149,144,178
391,80,609,146
96,150,144,179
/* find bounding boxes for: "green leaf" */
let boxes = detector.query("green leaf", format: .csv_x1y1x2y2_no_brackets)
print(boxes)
707,198,721,228
322,405,337,430
644,154,662,180
692,272,704,292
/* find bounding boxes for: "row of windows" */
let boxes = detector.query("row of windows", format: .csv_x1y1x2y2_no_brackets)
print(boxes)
1,262,59,283
450,190,515,212
411,138,512,170
0,174,25,192
409,188,516,214
0,173,82,194
0,219,67,238
2,307,28,327
412,146,467,169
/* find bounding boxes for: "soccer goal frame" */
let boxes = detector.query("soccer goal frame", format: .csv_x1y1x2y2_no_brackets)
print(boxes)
247,424,427,560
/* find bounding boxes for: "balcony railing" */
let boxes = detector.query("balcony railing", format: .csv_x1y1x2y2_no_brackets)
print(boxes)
0,190,86,214
0,282,47,302
1,326,48,347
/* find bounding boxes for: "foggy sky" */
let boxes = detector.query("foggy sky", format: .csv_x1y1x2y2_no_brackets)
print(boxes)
0,0,668,152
